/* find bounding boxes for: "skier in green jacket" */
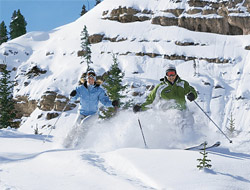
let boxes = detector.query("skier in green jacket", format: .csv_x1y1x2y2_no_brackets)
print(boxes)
133,64,197,112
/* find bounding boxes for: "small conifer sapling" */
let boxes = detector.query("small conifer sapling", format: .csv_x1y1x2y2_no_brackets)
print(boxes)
197,142,212,170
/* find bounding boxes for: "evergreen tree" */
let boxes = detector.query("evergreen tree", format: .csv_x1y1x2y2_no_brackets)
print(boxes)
80,25,92,69
95,0,101,5
80,4,88,16
100,54,127,119
227,112,236,137
0,60,16,129
197,143,212,170
9,9,27,40
0,21,8,45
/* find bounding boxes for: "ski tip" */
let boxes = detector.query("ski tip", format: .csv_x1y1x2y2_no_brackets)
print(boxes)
216,141,221,145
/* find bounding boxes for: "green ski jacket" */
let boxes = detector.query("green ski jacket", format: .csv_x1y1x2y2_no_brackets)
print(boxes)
141,76,197,110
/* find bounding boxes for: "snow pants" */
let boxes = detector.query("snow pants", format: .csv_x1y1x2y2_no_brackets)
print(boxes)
63,113,98,148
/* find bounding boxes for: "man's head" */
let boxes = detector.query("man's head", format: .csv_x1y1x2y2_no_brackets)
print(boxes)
87,68,96,85
166,64,177,83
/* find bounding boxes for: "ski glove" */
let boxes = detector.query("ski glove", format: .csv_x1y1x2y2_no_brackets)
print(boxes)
187,92,195,102
133,105,141,113
70,90,77,97
112,100,119,107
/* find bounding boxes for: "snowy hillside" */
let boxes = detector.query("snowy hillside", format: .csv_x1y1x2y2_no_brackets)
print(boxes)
1,0,250,189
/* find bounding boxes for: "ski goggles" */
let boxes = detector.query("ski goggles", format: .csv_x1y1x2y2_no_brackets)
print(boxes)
87,72,96,80
166,71,176,77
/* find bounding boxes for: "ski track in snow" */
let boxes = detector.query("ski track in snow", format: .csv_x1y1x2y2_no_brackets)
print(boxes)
81,151,157,190
0,149,156,189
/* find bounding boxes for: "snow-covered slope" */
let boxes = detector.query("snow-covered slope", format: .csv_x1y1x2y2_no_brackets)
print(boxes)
1,0,250,189
1,0,249,133
1,128,250,190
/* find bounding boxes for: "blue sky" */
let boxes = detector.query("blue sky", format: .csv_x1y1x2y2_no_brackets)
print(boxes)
0,0,97,32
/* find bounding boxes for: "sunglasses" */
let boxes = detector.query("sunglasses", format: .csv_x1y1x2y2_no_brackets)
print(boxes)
166,71,176,77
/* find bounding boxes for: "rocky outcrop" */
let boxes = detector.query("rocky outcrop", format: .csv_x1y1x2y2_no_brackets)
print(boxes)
77,35,128,50
54,94,76,111
162,9,184,17
46,112,59,120
13,92,77,122
152,14,245,35
77,50,87,57
88,34,104,44
158,0,250,35
14,96,38,119
102,6,151,23
25,65,47,79
0,64,6,72
111,51,231,63
152,16,178,26
243,0,250,12
228,16,250,35
175,41,204,46
135,52,161,58
38,91,76,112
38,91,57,111
103,1,250,35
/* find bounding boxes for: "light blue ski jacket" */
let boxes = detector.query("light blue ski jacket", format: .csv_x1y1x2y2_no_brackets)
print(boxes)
71,81,112,116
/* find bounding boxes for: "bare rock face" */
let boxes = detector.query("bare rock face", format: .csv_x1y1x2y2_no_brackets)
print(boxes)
39,91,57,111
103,1,250,35
0,64,7,72
178,17,233,35
14,96,38,119
103,6,151,23
46,112,59,120
152,16,178,26
228,16,250,35
38,91,76,111
162,9,184,17
54,94,76,111
25,65,47,79
13,92,76,122
88,34,104,44
87,0,248,45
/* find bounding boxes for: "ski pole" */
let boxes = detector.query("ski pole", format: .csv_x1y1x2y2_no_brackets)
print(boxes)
137,117,148,148
43,97,72,143
193,100,232,143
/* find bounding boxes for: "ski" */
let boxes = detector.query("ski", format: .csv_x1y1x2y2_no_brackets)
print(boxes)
185,142,207,150
185,141,220,151
198,141,221,150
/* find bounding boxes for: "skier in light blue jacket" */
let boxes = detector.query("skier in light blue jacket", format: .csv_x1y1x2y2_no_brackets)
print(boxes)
69,68,119,128
63,68,119,148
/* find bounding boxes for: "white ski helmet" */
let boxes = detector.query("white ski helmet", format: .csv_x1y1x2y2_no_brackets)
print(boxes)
166,64,176,74
86,68,96,80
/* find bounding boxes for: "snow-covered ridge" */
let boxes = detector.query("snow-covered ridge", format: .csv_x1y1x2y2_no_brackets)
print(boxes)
0,0,249,132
